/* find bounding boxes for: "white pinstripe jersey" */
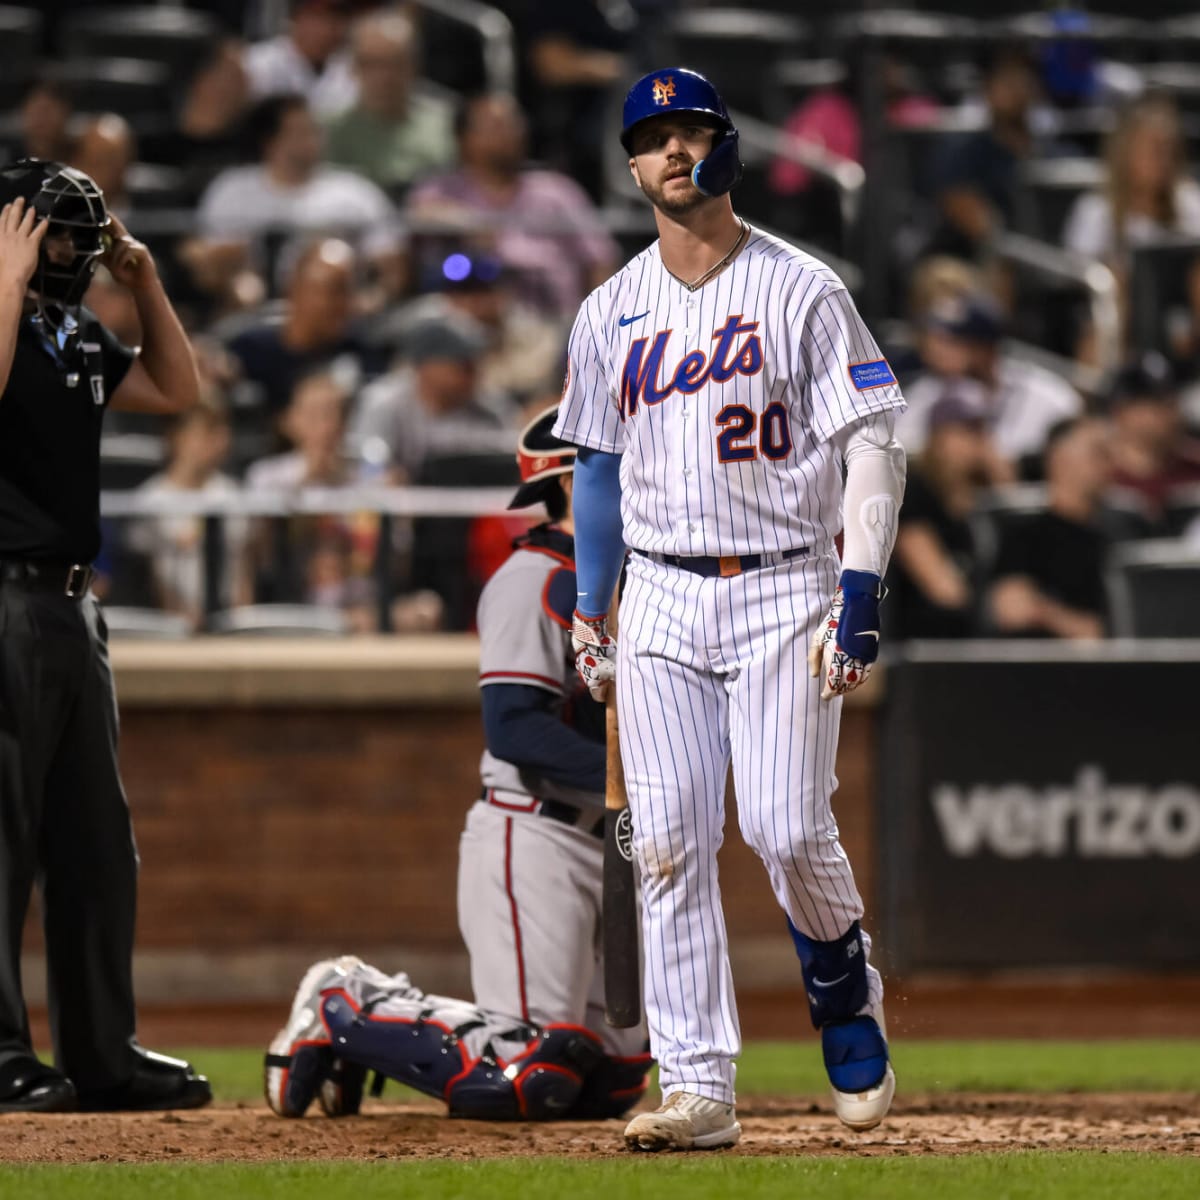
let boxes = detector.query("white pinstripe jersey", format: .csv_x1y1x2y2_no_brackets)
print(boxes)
553,226,906,557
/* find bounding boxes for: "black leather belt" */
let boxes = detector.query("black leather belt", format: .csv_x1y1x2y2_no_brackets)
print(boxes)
483,788,605,840
638,545,809,578
0,560,94,598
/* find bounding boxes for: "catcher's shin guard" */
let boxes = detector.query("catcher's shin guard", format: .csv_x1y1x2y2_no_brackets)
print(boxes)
318,1058,367,1117
320,988,603,1121
450,1025,604,1120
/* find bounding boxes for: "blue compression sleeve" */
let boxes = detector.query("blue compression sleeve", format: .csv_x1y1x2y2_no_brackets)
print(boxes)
481,684,606,793
572,447,625,618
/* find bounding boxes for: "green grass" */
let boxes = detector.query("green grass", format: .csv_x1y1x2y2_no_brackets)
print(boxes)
180,1039,1200,1107
0,1154,1194,1200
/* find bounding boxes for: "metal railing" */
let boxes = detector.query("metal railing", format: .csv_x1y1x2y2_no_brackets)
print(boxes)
411,0,516,94
730,108,867,241
993,232,1122,376
101,484,518,634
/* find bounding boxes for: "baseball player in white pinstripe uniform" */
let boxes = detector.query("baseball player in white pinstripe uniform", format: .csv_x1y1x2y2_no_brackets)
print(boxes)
554,68,908,1151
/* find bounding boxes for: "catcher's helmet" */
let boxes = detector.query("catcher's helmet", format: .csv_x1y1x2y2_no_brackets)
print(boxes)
620,67,742,197
0,158,110,312
509,404,576,510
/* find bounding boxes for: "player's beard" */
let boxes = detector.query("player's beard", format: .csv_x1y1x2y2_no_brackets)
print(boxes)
640,163,708,218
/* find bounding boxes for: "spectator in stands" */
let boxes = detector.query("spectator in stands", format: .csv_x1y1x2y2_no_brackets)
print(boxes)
1063,95,1200,267
896,263,1081,478
325,10,455,194
350,312,513,483
523,0,636,201
369,251,565,408
406,93,618,316
247,369,357,491
226,237,381,416
17,74,75,164
1106,352,1200,525
127,391,252,628
770,57,937,200
190,94,404,308
245,369,379,629
70,114,136,219
929,41,1048,261
987,416,1114,640
890,390,991,641
244,0,358,118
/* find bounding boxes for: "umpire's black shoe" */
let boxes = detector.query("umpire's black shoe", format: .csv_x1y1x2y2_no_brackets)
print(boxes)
76,1046,212,1112
0,1057,77,1113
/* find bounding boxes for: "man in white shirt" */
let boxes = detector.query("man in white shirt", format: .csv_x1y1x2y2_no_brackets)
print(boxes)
897,290,1081,477
244,0,358,118
191,94,404,305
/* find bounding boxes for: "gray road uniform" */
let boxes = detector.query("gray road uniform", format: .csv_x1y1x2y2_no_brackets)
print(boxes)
459,523,648,1078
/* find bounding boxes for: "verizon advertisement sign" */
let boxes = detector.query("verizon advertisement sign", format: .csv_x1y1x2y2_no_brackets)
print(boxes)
878,651,1200,969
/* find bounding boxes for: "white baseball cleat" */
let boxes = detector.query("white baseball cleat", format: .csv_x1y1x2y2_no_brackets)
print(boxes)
831,1061,896,1131
623,1091,741,1151
264,956,364,1117
828,1005,896,1132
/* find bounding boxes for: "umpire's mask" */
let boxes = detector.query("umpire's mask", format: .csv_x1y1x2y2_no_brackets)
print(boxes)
0,158,110,327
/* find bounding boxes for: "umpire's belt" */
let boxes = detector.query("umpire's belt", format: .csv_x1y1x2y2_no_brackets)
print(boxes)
637,545,808,578
482,788,605,840
0,560,94,598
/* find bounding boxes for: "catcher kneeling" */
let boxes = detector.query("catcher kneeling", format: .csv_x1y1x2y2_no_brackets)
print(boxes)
265,956,652,1121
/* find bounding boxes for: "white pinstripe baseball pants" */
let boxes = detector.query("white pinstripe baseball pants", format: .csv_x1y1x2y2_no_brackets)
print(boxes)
617,549,883,1105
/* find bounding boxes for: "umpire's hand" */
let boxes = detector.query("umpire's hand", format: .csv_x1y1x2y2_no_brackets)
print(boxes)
102,212,155,291
0,197,48,288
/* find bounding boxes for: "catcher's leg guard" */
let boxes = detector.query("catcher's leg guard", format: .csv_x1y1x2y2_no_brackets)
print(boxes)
568,1050,654,1119
450,1025,604,1121
320,988,468,1106
318,1058,367,1118
321,990,601,1120
264,957,367,1117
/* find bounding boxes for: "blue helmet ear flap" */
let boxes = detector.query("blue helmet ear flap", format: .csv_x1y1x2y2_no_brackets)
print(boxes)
691,127,742,198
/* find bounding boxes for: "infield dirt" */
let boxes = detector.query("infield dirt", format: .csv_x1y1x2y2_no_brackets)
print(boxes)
1,1093,1195,1164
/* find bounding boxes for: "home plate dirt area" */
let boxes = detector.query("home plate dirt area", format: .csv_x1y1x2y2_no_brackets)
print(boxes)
1,1094,1196,1163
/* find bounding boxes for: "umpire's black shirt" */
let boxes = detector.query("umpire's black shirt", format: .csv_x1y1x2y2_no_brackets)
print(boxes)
0,306,134,564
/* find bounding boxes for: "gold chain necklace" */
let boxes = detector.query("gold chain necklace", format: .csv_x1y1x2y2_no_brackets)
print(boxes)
670,219,750,293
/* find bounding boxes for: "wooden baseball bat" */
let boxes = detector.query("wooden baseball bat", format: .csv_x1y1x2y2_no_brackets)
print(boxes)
603,590,641,1028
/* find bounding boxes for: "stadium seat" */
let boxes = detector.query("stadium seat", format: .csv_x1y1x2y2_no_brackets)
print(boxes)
57,7,219,80
1017,157,1105,244
0,6,41,104
100,433,165,491
100,606,192,639
663,10,812,119
411,451,520,632
1106,542,1200,638
54,57,173,133
207,604,351,636
1163,482,1200,537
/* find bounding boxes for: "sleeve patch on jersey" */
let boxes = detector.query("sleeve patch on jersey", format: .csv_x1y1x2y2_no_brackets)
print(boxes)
542,565,577,630
847,359,897,391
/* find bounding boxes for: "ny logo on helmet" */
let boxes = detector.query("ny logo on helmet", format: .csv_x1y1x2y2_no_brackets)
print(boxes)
651,77,676,107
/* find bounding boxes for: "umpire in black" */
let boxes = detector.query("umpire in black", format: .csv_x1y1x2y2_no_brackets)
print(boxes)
0,160,210,1112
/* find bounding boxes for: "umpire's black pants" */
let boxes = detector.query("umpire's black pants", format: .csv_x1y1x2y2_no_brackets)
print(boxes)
0,579,138,1090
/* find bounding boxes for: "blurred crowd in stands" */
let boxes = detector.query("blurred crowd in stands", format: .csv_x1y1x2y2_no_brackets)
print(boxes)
11,0,1200,639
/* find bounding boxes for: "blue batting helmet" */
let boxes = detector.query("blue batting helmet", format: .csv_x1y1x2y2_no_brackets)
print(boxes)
619,68,742,197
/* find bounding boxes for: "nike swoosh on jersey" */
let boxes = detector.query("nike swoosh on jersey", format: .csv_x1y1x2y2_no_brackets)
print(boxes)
619,311,651,327
860,631,880,640
811,972,850,988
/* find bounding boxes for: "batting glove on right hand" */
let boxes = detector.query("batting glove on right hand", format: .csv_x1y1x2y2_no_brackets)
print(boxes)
808,570,884,702
572,611,617,702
